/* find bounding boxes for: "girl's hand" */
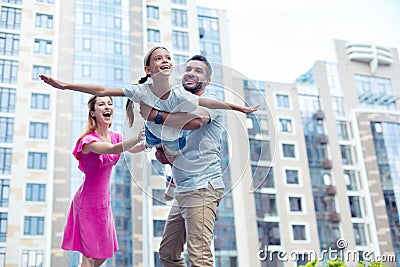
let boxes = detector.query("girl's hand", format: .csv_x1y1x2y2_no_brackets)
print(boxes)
138,128,146,141
39,75,67,90
242,104,260,113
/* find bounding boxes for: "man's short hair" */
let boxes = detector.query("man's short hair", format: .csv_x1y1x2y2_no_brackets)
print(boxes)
187,55,212,78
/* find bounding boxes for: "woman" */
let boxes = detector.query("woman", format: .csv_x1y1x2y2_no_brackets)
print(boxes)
62,95,143,267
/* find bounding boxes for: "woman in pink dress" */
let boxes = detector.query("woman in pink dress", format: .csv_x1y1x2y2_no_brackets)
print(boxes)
62,95,144,267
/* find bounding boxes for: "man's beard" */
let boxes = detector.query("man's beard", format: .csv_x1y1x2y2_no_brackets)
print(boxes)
182,81,204,94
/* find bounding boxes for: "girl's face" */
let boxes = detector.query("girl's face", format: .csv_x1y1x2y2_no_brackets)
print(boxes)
145,48,173,78
90,96,114,126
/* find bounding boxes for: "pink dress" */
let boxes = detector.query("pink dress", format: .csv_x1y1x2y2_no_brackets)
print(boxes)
61,131,122,259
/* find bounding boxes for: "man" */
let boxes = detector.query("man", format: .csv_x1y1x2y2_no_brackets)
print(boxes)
140,55,224,266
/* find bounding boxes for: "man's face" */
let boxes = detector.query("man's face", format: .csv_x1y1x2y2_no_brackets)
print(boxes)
182,60,210,94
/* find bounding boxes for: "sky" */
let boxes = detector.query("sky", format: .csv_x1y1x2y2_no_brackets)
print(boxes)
196,0,400,83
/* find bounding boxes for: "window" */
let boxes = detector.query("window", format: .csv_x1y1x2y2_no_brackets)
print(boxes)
289,196,303,212
249,139,271,161
349,196,362,218
0,87,16,113
353,223,367,245
0,179,9,207
336,120,349,140
173,54,188,66
32,65,50,80
0,32,19,56
0,59,18,83
153,220,166,237
282,143,296,158
31,93,49,110
21,250,44,267
247,114,268,138
147,29,160,43
344,170,358,191
24,216,44,235
114,42,122,54
82,65,91,77
244,92,267,110
172,30,189,51
114,216,125,230
285,169,299,185
0,212,7,242
355,74,392,95
252,165,274,189
254,193,277,217
279,118,293,133
152,189,167,206
0,117,13,143
171,0,186,5
35,13,53,29
147,5,159,19
0,148,12,174
26,183,46,202
171,9,187,27
214,217,237,250
258,221,280,245
332,96,345,116
0,7,22,29
114,68,122,80
82,38,91,50
29,122,48,139
3,0,22,4
27,152,47,170
114,16,121,28
292,224,306,241
276,94,290,108
340,145,353,165
33,38,52,55
83,12,91,24
151,159,165,176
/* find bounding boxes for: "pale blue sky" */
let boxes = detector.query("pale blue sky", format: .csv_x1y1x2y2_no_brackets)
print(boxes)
197,0,400,83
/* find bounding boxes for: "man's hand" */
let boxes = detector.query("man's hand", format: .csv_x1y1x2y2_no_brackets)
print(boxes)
139,101,157,121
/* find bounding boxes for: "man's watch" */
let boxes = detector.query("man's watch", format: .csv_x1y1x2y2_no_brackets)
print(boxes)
154,110,163,124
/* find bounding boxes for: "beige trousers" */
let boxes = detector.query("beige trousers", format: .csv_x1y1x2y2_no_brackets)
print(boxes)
159,184,224,267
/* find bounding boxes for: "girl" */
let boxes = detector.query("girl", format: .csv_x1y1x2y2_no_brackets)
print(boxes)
62,96,143,267
40,46,259,158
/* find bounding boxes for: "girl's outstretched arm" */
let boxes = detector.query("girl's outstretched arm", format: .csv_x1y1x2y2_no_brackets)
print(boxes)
39,75,125,97
199,97,260,114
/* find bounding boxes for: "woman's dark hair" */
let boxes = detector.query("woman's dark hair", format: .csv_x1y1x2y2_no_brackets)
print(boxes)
126,46,170,127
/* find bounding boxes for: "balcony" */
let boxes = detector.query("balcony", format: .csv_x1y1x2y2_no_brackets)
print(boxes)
322,159,332,169
317,134,329,144
313,110,325,120
326,185,336,195
329,212,341,222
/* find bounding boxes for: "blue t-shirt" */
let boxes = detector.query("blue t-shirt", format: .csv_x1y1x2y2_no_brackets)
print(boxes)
172,92,225,193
